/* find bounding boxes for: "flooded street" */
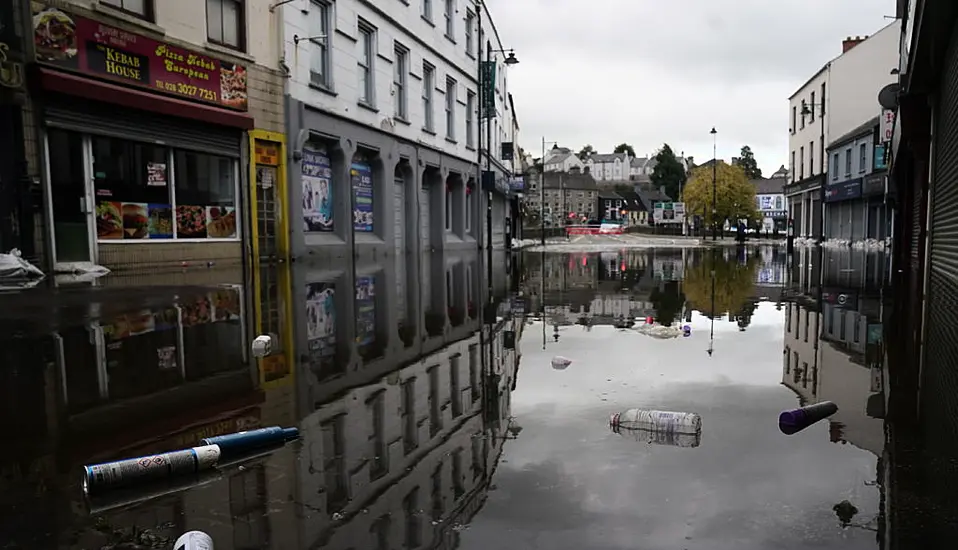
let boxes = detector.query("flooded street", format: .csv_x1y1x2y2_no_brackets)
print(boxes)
1,245,952,549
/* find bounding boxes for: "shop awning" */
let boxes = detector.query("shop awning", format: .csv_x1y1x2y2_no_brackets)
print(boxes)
31,67,254,130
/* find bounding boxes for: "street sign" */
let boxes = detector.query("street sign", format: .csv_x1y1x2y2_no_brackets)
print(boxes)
881,109,896,143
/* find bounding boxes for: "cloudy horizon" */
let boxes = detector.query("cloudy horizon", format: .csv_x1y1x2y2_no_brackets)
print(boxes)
488,0,894,176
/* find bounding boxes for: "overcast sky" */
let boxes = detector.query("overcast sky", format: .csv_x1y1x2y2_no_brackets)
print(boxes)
488,0,894,176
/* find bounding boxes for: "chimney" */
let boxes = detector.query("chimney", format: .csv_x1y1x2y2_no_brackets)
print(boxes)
569,166,581,174
842,35,866,53
583,165,590,174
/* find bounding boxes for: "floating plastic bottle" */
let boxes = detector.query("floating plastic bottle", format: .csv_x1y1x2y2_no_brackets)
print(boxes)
200,426,299,459
83,445,221,494
779,401,839,435
174,530,215,550
612,424,701,448
551,356,572,370
251,334,274,357
682,325,692,337
610,409,702,435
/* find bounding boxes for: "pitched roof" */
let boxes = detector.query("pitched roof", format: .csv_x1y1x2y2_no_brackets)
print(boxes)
539,172,598,190
631,157,649,168
545,152,572,165
588,153,629,163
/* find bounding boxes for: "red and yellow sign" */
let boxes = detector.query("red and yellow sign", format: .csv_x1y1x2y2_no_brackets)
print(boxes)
32,3,248,110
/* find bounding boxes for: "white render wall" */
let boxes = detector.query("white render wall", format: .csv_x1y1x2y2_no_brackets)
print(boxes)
283,0,516,165
545,155,584,173
828,21,901,142
782,302,821,404
788,69,830,184
67,0,279,67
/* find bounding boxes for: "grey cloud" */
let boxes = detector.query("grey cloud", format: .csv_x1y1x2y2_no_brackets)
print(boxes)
486,0,892,174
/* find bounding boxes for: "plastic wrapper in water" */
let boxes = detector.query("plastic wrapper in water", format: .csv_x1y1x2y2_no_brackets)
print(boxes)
551,356,572,370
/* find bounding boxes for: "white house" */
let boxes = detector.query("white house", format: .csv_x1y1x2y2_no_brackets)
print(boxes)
787,21,901,239
752,176,788,233
629,155,693,183
585,153,631,181
283,0,519,253
544,150,584,173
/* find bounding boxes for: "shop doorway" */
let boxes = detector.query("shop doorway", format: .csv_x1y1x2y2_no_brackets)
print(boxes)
45,128,95,265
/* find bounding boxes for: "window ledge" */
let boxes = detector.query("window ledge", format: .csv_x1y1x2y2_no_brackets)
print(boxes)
357,101,379,113
445,35,456,44
423,128,437,136
466,52,475,60
466,145,476,151
445,137,457,145
309,82,338,97
394,116,411,126
421,15,435,27
93,3,165,35
205,42,255,63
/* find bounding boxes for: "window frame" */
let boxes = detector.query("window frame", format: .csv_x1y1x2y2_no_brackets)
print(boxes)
393,43,409,120
465,10,475,58
444,0,455,40
422,62,435,132
206,0,247,52
101,0,154,21
445,76,456,139
357,20,377,107
308,0,333,89
422,0,432,21
465,90,476,148
859,142,867,174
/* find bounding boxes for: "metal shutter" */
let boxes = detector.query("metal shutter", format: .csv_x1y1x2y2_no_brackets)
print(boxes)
43,98,241,158
851,201,865,241
811,198,822,239
420,185,431,249
924,19,958,443
826,203,842,240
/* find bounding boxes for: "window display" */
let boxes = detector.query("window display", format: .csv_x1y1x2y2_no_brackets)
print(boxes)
91,136,239,241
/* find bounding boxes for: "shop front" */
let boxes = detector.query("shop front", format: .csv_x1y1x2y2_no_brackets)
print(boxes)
784,176,823,238
824,177,864,241
29,4,253,271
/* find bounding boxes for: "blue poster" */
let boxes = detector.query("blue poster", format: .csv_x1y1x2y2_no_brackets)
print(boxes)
355,276,375,346
302,146,333,232
351,162,374,232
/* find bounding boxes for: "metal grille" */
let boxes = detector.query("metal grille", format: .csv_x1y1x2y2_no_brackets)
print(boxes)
923,21,958,445
258,263,281,338
256,165,278,259
44,99,241,158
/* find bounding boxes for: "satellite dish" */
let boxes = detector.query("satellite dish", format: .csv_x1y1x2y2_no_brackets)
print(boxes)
878,83,900,110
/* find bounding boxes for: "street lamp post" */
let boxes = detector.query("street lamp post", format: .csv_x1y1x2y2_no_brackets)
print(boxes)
710,127,718,241
540,138,559,247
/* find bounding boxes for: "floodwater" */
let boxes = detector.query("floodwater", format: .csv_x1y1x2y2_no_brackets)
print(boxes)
1,245,954,549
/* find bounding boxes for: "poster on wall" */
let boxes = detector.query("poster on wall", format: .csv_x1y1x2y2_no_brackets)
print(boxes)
355,276,375,345
302,146,333,232
306,282,336,369
351,162,374,232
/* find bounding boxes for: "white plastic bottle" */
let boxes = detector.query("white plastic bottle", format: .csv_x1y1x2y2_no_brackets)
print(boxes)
609,409,702,434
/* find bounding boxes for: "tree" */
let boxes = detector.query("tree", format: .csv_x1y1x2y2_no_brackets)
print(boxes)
650,144,687,201
733,145,763,179
651,281,686,325
613,143,636,158
577,144,595,161
683,162,760,229
683,251,759,318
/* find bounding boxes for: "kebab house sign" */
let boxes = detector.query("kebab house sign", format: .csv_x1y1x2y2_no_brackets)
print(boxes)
32,3,248,110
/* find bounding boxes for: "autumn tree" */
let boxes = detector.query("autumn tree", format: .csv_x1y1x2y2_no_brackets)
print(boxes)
683,162,760,229
650,144,686,201
683,250,760,318
577,144,595,161
613,143,636,158
733,145,763,179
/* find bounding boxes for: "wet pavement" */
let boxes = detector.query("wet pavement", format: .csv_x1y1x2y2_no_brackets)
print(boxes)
2,244,957,549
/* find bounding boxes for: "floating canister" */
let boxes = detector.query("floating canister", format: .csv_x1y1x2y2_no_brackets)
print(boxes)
199,426,299,458
682,324,691,337
779,401,839,435
612,424,702,448
82,445,221,495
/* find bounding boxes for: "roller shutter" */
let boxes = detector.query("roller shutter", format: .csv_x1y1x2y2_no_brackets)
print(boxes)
924,19,958,443
43,98,241,158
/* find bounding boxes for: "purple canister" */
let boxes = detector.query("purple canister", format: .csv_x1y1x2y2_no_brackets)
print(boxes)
779,401,839,435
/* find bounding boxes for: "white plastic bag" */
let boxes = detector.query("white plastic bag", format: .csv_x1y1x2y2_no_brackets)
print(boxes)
0,249,44,279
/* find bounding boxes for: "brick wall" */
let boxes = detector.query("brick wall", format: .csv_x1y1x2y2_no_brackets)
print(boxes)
248,64,285,134
98,264,244,286
98,242,243,270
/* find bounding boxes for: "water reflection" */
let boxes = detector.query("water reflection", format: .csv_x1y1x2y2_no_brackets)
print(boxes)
0,250,520,549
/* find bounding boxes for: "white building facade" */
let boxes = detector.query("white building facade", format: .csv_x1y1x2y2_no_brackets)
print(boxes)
544,151,584,173
585,152,631,181
282,0,519,259
786,22,901,240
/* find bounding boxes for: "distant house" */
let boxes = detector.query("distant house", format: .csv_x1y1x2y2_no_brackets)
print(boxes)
585,153,631,181
751,176,788,233
544,150,584,173
630,155,694,183
597,189,625,222
526,170,599,224
618,190,648,226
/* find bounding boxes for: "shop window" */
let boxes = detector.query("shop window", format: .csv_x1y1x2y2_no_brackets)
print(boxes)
351,152,374,233
182,287,245,380
174,150,238,239
302,143,334,232
207,0,245,51
92,136,172,241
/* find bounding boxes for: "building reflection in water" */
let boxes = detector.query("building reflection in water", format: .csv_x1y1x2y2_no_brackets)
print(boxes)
0,249,521,549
